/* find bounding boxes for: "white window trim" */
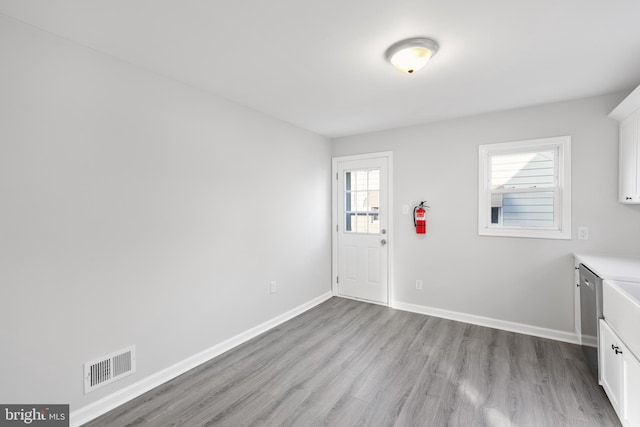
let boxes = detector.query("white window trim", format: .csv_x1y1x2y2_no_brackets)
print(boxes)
478,136,572,239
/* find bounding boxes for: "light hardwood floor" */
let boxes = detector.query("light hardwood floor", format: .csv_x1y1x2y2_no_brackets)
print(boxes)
83,297,620,426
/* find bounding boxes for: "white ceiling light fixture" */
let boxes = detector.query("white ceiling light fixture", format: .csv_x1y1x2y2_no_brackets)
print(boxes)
385,37,439,74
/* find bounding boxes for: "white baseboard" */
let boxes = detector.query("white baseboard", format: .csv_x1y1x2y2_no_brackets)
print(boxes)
70,291,333,427
392,300,580,345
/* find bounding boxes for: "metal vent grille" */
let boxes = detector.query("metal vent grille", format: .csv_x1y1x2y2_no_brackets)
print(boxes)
84,346,136,394
113,350,132,377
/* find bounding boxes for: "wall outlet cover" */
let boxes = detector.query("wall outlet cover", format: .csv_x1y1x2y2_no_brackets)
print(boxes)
577,226,589,240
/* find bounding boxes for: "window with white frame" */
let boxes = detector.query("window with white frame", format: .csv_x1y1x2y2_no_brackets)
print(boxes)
478,136,571,239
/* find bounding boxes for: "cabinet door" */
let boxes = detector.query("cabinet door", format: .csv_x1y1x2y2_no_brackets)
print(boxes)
600,320,623,415
574,261,581,341
623,350,640,427
619,113,640,203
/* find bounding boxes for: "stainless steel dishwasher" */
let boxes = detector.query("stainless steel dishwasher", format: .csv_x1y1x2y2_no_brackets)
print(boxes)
579,264,603,379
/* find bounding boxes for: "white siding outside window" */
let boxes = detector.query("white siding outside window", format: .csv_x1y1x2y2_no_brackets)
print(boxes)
478,136,571,239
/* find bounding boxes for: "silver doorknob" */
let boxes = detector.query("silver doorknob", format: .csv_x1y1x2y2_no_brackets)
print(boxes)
381,239,387,246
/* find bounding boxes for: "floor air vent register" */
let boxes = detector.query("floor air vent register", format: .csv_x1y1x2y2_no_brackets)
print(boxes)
84,345,136,393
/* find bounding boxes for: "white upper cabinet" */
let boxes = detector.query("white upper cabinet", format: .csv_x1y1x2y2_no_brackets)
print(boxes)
610,86,640,204
618,111,640,203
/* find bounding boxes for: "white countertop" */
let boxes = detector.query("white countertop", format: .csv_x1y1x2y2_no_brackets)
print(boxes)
575,254,640,282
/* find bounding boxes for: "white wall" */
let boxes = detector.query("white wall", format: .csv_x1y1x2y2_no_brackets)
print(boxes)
0,15,331,410
332,92,640,334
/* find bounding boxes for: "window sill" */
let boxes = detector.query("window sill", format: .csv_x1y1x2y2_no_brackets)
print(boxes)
478,227,571,240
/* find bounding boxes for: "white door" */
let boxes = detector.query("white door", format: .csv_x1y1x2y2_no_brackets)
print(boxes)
333,153,391,305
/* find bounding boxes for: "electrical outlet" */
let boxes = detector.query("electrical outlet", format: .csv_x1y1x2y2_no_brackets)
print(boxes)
416,280,423,290
270,281,277,294
577,226,589,240
402,204,409,215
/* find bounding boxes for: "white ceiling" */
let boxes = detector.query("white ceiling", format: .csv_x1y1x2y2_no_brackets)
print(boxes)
1,1,640,138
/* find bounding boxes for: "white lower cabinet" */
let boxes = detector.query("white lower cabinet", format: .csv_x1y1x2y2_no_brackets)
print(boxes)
624,352,640,427
601,320,624,414
600,319,640,427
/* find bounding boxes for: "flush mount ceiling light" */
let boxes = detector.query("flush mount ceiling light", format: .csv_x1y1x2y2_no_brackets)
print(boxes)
385,37,439,74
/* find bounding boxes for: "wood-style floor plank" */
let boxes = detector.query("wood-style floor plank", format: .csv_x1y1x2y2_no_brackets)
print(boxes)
82,297,621,426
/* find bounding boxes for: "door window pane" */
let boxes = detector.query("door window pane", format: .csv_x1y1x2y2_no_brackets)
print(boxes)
368,169,380,190
345,169,381,234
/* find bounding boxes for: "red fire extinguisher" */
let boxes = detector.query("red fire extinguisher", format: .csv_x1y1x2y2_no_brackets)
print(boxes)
413,201,428,234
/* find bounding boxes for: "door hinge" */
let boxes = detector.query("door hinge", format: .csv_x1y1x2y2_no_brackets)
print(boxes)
336,276,339,284
336,172,338,180
336,224,338,232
